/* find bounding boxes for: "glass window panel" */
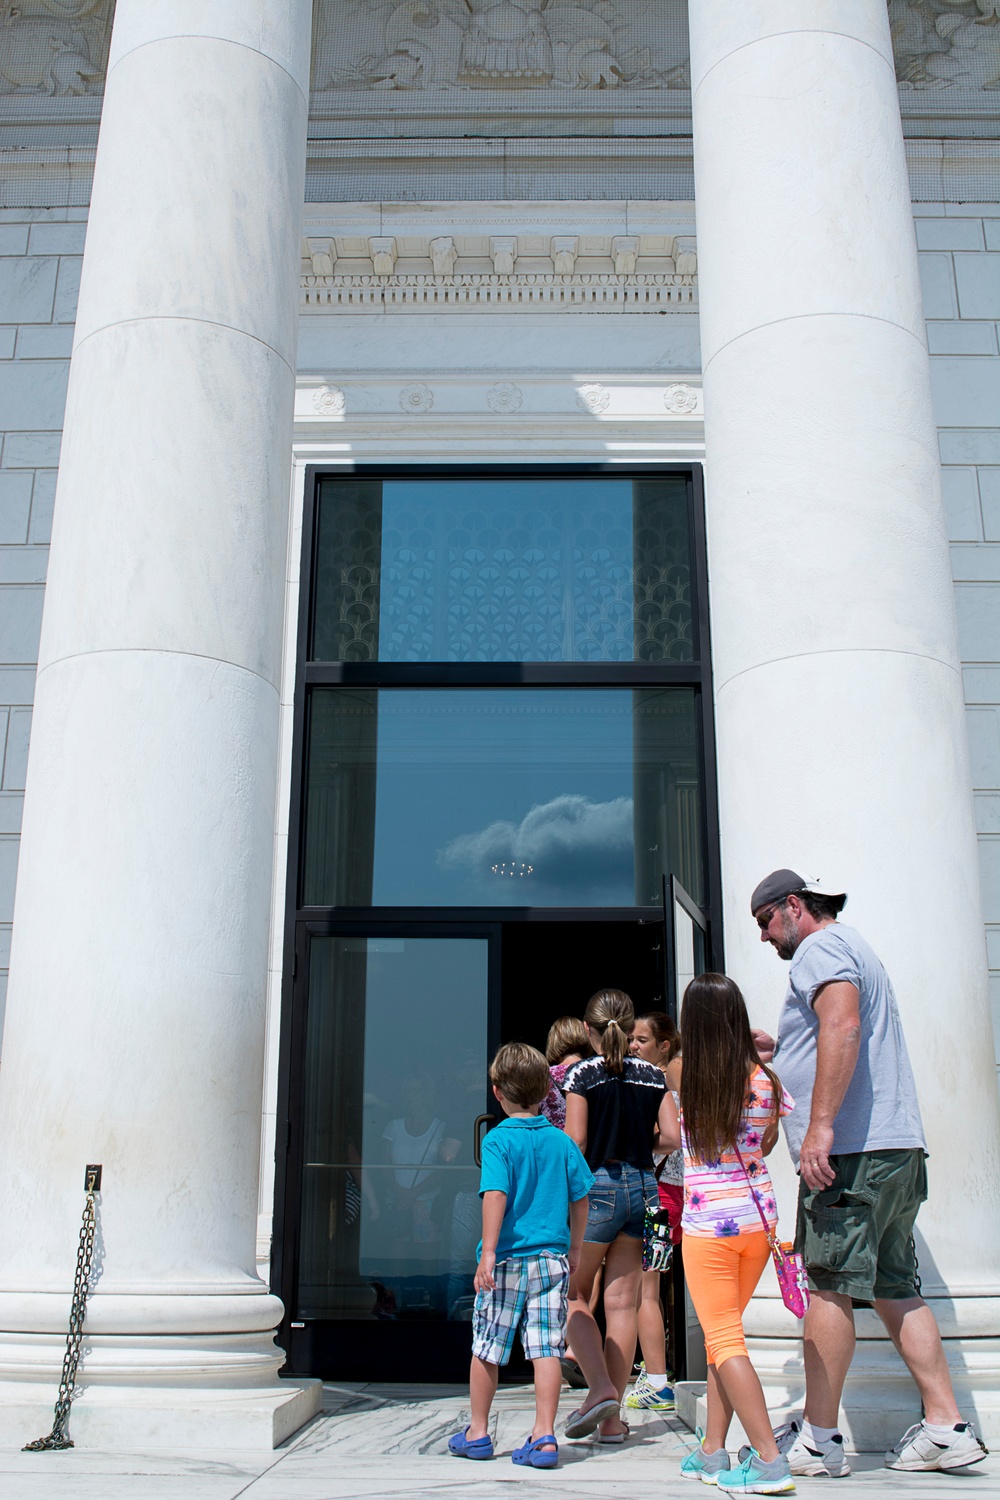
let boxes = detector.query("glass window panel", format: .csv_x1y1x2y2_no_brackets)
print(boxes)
303,688,704,908
297,935,489,1321
310,477,694,663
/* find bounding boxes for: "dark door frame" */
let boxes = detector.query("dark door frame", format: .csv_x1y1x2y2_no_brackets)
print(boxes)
271,462,723,1378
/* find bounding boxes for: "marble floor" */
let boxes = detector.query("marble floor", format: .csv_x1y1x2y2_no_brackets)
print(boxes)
0,1385,992,1500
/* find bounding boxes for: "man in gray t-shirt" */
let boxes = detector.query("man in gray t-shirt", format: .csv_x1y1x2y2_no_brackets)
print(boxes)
778,922,925,1168
750,870,985,1478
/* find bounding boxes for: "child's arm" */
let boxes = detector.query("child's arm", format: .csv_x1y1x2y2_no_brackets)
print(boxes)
654,1089,680,1153
475,1189,507,1292
565,1092,588,1153
568,1195,588,1276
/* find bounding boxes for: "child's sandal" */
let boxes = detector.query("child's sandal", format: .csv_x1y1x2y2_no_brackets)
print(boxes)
448,1427,494,1459
512,1433,559,1469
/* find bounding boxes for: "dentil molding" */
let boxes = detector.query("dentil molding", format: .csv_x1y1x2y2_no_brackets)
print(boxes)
301,210,697,315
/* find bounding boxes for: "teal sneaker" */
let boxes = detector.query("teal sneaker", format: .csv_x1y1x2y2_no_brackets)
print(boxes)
715,1448,794,1494
681,1428,731,1485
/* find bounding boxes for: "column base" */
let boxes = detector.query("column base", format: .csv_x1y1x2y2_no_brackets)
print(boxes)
0,1301,323,1450
0,1376,321,1450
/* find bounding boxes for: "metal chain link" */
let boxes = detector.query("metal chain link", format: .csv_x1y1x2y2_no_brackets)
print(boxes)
23,1169,100,1452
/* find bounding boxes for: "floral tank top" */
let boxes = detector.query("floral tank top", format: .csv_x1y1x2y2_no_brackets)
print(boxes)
680,1066,794,1238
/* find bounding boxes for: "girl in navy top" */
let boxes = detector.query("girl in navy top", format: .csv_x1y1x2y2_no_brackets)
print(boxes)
562,989,679,1444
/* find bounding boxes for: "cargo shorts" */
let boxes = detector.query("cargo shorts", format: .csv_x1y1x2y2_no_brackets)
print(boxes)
795,1148,927,1306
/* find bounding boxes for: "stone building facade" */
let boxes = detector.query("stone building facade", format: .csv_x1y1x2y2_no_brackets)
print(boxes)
0,0,998,1453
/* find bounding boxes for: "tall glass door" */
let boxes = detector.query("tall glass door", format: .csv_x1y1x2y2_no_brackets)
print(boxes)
282,928,496,1379
276,464,721,1383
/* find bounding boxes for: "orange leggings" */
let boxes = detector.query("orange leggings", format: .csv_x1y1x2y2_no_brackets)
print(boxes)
682,1230,771,1368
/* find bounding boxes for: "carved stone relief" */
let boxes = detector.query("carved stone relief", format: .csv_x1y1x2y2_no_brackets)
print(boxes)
486,380,522,411
313,385,347,414
311,0,691,95
0,0,112,96
399,381,434,411
890,0,1000,91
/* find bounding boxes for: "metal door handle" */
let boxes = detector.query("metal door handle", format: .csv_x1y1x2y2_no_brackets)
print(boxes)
473,1114,496,1168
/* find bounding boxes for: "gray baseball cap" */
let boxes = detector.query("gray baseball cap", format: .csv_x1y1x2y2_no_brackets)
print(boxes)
750,868,846,915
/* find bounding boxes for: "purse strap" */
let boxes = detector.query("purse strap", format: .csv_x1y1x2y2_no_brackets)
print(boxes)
732,1141,779,1250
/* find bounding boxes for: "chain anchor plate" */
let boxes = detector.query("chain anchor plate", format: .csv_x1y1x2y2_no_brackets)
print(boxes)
23,1165,102,1452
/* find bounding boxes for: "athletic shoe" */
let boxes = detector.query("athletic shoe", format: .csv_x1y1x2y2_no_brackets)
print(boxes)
716,1449,795,1494
773,1421,800,1455
681,1428,731,1484
625,1372,676,1410
885,1419,988,1472
779,1429,850,1478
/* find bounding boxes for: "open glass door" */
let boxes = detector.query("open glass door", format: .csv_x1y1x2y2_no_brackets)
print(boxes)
665,876,712,1381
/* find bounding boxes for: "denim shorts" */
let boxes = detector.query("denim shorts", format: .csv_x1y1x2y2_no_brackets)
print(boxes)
585,1162,657,1243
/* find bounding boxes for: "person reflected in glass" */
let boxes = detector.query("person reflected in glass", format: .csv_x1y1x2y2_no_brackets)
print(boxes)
441,1051,491,1319
562,990,680,1444
382,1073,449,1248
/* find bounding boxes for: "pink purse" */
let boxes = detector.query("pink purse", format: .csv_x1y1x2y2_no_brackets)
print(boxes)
733,1143,810,1319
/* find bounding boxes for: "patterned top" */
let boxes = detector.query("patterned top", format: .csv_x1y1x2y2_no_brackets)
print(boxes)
680,1067,794,1238
540,1062,577,1130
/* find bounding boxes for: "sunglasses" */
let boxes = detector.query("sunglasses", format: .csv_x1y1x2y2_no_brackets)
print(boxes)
755,900,786,930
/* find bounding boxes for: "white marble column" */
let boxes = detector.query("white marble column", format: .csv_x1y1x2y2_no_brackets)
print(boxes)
0,1,320,1448
687,0,1000,1446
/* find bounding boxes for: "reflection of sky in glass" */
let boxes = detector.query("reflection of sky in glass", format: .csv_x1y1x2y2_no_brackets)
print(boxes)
371,690,636,906
379,480,635,662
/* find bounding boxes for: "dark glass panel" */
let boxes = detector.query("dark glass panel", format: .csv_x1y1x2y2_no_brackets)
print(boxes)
302,688,703,908
310,476,694,663
296,935,488,1322
310,480,382,662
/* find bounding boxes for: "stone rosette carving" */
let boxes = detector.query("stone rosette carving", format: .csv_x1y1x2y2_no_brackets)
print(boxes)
399,382,435,413
662,383,698,415
487,381,523,414
313,385,346,415
576,383,610,414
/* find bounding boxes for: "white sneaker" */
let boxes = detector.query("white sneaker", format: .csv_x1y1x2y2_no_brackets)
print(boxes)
773,1421,800,1455
781,1428,850,1478
885,1419,988,1472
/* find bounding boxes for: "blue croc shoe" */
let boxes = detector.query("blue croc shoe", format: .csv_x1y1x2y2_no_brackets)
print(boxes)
448,1426,494,1460
513,1433,559,1469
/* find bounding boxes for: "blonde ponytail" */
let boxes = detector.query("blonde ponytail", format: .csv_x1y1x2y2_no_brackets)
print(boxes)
584,988,635,1077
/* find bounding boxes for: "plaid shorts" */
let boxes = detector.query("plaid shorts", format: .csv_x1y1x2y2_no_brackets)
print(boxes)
471,1252,569,1365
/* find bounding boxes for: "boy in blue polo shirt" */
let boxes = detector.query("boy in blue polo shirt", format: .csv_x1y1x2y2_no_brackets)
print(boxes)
448,1041,593,1470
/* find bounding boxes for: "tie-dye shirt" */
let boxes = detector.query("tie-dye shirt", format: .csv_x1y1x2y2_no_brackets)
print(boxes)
680,1067,794,1238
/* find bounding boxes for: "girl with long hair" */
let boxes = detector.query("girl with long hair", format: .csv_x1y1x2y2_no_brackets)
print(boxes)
678,974,795,1495
626,1011,683,1412
561,989,679,1444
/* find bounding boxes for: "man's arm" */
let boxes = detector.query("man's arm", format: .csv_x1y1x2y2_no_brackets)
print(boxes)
474,1189,507,1292
800,980,861,1190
